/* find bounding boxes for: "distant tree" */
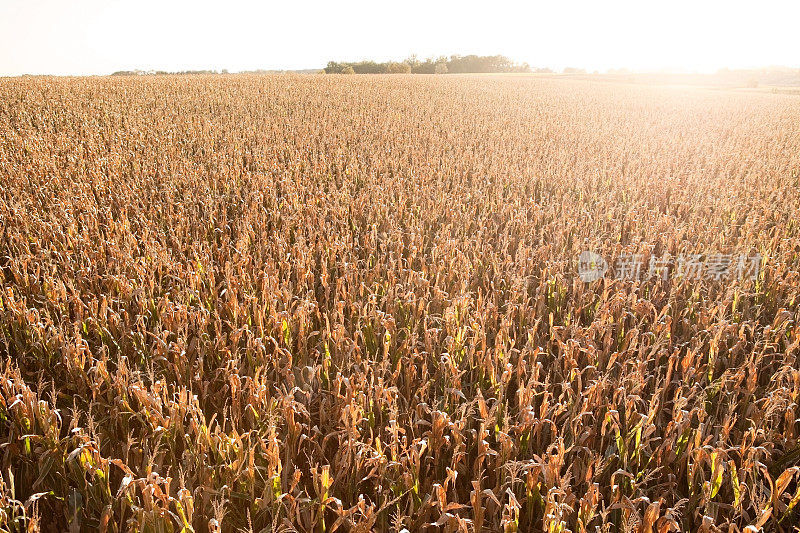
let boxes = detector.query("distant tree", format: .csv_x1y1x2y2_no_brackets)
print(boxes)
324,55,529,75
352,61,387,74
325,61,343,74
387,62,411,74
445,55,519,74
411,58,435,74
341,66,355,75
404,55,421,71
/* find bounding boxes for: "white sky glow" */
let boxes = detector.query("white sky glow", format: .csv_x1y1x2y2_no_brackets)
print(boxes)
1,0,798,76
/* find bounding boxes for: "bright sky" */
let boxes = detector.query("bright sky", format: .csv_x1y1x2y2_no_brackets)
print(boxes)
1,0,798,76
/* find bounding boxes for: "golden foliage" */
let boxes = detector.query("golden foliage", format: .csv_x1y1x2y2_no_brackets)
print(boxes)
0,74,799,531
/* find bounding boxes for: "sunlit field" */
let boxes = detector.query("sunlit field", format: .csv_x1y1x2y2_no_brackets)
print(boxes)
1,74,800,531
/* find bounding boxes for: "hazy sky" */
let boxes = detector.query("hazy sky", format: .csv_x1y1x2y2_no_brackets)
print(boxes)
1,0,798,76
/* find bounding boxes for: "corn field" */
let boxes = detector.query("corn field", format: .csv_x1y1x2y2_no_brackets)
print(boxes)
1,74,799,532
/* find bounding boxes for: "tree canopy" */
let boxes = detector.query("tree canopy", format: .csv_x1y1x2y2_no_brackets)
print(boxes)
324,55,530,74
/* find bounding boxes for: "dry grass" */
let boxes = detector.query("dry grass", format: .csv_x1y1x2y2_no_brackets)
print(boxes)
0,74,799,532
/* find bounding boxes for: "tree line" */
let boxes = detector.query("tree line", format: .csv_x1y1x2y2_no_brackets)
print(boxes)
324,55,532,74
111,69,231,76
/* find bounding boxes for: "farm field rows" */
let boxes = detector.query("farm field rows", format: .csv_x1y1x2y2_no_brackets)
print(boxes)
1,74,800,531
